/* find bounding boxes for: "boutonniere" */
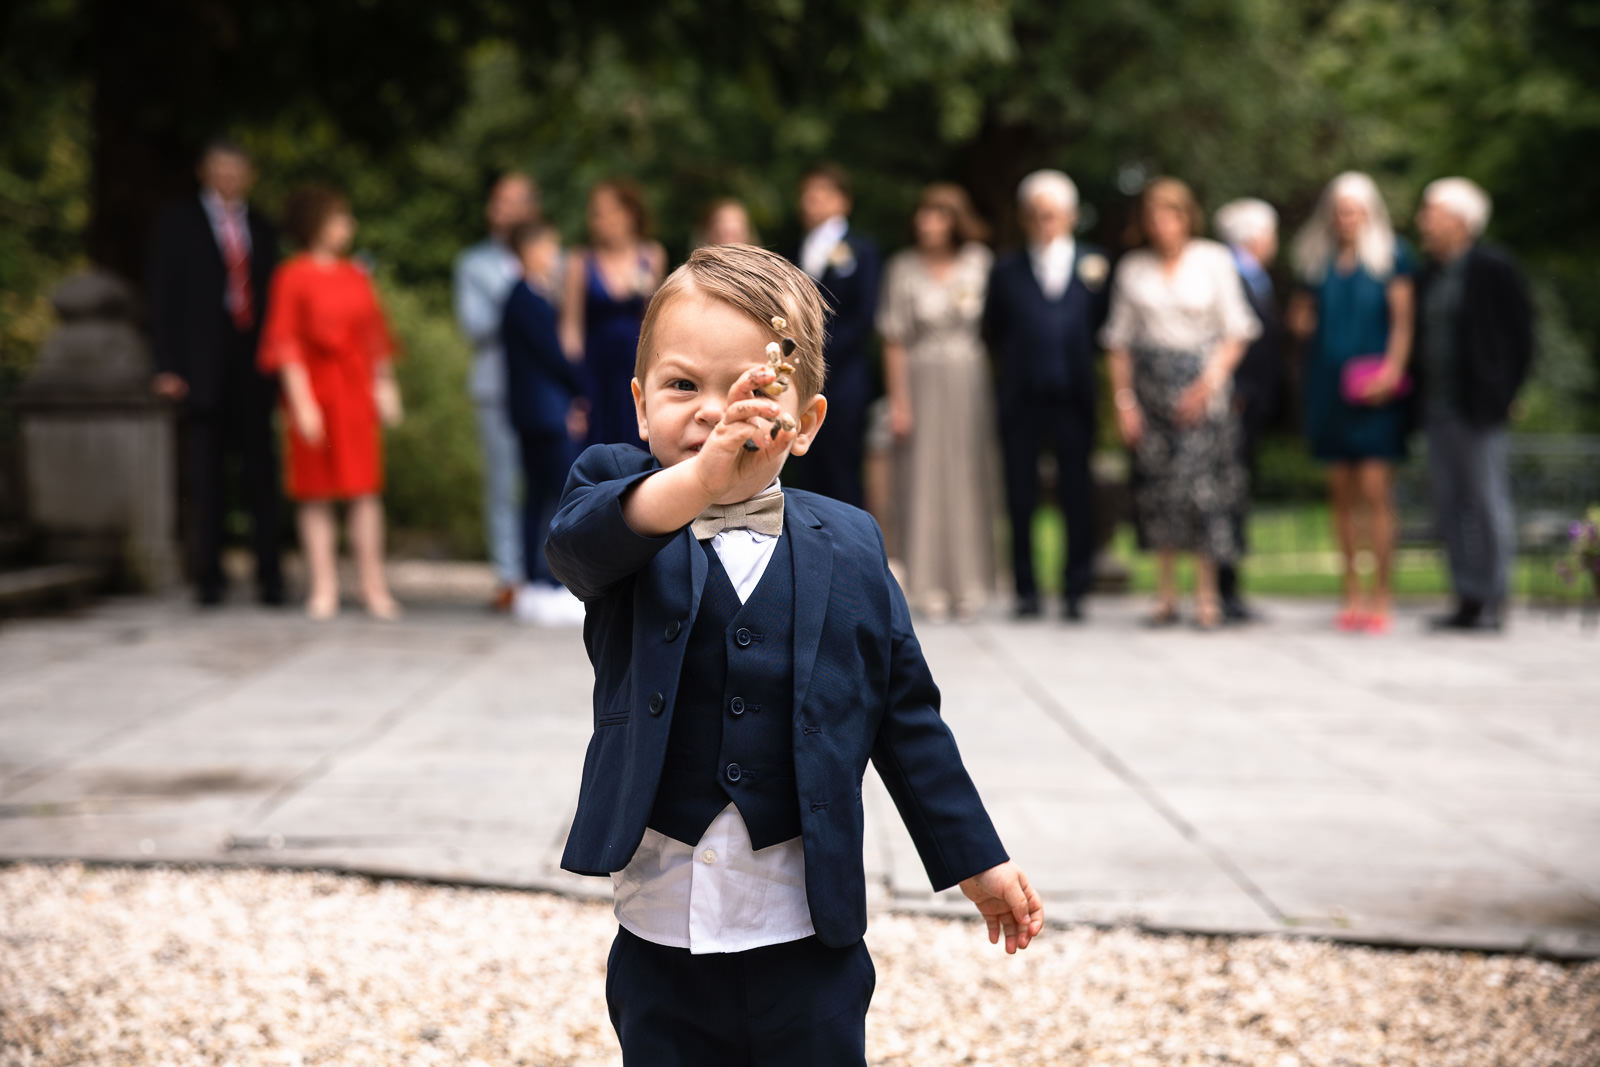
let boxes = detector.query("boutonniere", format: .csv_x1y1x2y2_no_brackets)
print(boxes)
954,283,983,318
1077,252,1109,291
828,241,857,277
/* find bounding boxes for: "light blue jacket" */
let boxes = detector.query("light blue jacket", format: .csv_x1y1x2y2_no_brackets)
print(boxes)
454,238,523,404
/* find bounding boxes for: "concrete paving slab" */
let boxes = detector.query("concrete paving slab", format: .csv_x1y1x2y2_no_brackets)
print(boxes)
1,589,1596,957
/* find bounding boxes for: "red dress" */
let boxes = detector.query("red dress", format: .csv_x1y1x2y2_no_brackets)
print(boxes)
258,256,396,500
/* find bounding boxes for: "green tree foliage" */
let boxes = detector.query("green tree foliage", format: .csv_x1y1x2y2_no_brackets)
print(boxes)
3,0,1596,544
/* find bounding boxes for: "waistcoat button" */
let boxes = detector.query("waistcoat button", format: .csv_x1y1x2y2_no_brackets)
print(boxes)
664,619,681,641
648,691,665,715
725,762,742,783
735,627,753,647
729,696,745,716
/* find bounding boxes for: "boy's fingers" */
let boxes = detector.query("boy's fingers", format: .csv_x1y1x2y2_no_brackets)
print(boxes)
723,398,781,425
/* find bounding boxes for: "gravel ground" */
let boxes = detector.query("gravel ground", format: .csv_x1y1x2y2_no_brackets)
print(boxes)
3,863,1597,1066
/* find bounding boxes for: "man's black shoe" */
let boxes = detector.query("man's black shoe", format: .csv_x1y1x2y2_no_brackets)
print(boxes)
258,583,288,607
1063,598,1085,623
1428,599,1500,632
1013,594,1042,620
196,585,225,607
1221,598,1255,624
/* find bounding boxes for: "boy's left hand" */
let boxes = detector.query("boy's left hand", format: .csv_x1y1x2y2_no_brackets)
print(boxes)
959,861,1043,954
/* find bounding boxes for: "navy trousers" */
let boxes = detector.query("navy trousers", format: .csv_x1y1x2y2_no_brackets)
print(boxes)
606,927,874,1066
1001,395,1095,603
516,430,576,586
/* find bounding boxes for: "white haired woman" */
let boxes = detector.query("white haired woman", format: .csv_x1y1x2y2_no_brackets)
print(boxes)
1288,172,1416,634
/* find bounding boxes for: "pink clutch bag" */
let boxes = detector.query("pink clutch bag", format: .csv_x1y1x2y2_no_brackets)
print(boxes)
1341,355,1411,405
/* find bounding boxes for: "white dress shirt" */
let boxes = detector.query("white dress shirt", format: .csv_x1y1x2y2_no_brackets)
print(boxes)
1029,236,1076,300
800,215,849,281
611,486,816,954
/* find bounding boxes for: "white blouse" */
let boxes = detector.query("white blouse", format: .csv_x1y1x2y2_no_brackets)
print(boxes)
1099,239,1261,353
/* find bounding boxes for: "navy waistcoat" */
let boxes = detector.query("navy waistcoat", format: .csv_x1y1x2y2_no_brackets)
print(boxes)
647,534,799,850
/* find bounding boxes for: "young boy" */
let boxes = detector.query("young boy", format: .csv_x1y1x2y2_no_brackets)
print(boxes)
547,243,1042,1066
501,221,587,624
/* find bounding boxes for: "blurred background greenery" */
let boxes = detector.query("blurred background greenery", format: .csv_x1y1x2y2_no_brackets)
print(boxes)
2,0,1596,558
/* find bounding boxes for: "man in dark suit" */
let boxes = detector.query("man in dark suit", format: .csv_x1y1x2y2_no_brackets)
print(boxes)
1414,178,1535,632
147,138,283,605
982,170,1109,620
1213,198,1284,622
786,163,880,509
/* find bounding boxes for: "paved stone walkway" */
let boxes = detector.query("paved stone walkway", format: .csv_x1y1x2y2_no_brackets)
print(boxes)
2,587,1597,957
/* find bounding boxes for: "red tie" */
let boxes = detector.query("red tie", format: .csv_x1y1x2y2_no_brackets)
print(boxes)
219,208,254,331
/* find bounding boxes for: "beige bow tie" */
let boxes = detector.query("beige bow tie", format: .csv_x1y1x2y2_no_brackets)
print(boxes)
691,487,785,539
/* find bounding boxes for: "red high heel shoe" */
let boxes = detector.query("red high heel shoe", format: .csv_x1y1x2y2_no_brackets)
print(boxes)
1336,608,1366,632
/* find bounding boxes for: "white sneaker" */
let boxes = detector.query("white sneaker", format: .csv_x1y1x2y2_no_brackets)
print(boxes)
513,583,586,626
544,585,587,626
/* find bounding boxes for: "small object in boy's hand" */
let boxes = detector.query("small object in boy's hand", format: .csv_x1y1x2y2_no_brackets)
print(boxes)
742,317,800,449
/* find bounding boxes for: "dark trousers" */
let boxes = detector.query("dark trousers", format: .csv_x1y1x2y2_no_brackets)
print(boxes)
1217,418,1262,604
788,385,866,510
179,339,283,599
1426,412,1514,608
606,927,874,1066
1001,396,1094,602
516,429,576,586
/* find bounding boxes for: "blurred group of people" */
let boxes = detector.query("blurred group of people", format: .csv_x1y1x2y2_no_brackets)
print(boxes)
146,139,1533,635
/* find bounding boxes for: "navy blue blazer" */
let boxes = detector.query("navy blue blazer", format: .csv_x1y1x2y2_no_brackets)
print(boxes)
501,280,584,436
792,228,881,409
545,443,1008,948
981,243,1109,417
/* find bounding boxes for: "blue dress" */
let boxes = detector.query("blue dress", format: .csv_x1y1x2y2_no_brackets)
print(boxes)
582,252,652,448
1304,240,1414,462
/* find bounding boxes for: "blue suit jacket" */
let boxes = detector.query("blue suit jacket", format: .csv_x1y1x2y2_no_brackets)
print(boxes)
500,280,584,436
791,229,881,410
545,443,1008,947
981,243,1109,418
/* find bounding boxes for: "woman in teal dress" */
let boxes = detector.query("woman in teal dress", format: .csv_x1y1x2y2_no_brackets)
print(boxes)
1289,172,1416,634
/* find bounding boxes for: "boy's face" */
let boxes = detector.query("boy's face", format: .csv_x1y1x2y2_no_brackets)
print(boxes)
518,233,558,280
631,290,826,504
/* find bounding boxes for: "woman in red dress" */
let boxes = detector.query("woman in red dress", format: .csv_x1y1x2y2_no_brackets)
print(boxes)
258,185,403,620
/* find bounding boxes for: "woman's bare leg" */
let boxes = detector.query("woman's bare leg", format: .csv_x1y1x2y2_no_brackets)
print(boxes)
298,501,339,619
1195,555,1220,627
348,495,399,619
1328,465,1360,615
1357,460,1395,619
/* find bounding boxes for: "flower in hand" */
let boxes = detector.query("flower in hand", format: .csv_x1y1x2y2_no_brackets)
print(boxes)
959,860,1044,954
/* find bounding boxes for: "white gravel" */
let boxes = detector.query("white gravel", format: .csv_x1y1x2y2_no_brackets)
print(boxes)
3,863,1596,1066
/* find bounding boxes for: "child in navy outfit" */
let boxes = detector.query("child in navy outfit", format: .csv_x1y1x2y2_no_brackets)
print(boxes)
546,243,1043,1066
502,221,587,624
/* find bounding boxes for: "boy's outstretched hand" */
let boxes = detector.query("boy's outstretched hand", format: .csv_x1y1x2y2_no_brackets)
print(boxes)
959,861,1043,954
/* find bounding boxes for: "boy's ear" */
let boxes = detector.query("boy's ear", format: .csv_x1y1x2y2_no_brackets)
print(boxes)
631,378,648,443
789,393,827,457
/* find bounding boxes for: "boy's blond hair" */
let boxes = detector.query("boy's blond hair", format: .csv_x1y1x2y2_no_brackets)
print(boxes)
636,243,829,399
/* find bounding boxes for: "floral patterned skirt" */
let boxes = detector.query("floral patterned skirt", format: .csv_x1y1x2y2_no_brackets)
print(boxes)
1130,344,1245,561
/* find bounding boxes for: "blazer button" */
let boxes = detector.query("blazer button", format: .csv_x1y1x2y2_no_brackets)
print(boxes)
725,762,742,783
648,691,665,715
664,619,681,641
729,696,745,716
735,627,753,647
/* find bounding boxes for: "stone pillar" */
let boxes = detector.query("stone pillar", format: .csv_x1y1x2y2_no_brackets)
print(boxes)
13,271,178,591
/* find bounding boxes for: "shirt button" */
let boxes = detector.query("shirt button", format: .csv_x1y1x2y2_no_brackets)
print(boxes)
729,696,745,716
735,628,753,647
701,849,717,865
725,762,742,783
648,691,665,715
664,619,681,641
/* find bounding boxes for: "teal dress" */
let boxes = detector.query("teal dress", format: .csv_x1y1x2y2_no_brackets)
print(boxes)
1304,240,1414,462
